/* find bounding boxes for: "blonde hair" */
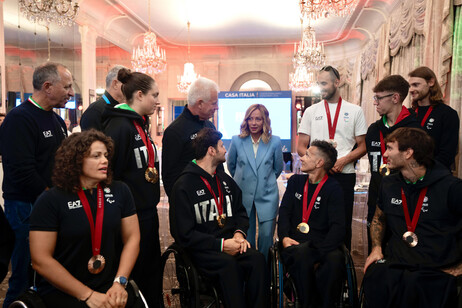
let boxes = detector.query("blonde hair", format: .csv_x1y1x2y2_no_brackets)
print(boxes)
239,104,272,143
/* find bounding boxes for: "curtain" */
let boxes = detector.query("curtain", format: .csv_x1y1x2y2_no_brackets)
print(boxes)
449,6,462,177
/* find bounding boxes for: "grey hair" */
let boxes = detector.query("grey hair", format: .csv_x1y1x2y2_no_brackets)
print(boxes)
105,65,126,89
187,77,219,107
32,62,67,91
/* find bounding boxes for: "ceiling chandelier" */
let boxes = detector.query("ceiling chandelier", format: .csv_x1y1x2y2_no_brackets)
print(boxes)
293,23,325,70
131,0,167,75
19,0,79,26
289,65,317,92
300,0,359,21
289,20,325,92
177,21,199,94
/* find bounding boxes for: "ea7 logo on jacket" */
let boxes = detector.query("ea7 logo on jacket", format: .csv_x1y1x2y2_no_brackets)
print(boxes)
43,130,53,138
193,195,234,224
391,198,402,205
68,200,82,209
371,141,380,147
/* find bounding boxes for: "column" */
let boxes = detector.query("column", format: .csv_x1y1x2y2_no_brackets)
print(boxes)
79,25,97,110
0,0,6,113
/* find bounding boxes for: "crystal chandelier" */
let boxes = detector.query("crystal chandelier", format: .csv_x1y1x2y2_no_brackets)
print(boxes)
131,0,167,75
300,0,359,21
289,65,317,92
19,0,79,26
293,24,325,70
177,21,199,94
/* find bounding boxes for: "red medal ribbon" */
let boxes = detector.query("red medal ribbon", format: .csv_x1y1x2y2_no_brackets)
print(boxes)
324,97,342,140
200,175,224,216
400,187,428,232
302,174,328,224
133,120,155,168
416,106,433,128
78,184,104,256
379,131,387,164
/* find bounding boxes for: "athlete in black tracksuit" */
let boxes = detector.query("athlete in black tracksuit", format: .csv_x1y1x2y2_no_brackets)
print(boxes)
365,107,420,226
411,102,459,169
363,161,462,307
103,106,161,308
170,162,268,308
278,174,345,308
162,106,216,198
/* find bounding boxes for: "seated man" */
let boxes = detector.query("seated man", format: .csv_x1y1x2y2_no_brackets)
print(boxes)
363,127,462,308
278,140,345,308
169,127,268,308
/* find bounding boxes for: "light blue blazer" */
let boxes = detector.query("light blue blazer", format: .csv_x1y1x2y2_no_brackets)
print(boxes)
227,135,284,222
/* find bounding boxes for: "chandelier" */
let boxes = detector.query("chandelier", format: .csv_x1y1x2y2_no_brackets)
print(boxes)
289,65,317,92
19,0,79,26
131,0,167,75
293,24,325,70
300,0,359,21
177,21,199,93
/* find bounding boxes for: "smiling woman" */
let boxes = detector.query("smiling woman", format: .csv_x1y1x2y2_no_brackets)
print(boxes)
28,130,140,307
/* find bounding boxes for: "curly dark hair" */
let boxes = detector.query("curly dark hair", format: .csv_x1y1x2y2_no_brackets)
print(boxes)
52,129,114,193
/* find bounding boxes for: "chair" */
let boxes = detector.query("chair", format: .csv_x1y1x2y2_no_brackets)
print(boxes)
8,280,147,308
161,243,221,308
269,239,358,308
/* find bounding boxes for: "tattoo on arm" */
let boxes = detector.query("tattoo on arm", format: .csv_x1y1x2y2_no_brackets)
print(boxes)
370,206,386,248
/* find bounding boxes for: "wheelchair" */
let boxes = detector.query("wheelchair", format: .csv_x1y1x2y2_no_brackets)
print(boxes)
161,242,221,308
269,239,358,308
8,279,147,308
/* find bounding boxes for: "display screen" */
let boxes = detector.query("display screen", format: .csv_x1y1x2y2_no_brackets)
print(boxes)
218,91,292,151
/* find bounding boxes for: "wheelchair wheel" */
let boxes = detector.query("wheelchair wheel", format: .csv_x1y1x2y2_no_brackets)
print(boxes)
338,246,358,308
8,289,47,308
161,246,194,308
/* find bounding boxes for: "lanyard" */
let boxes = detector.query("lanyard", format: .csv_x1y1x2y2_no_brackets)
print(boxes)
78,185,105,257
200,175,224,216
302,174,328,223
416,106,433,127
102,94,110,105
324,97,342,140
400,187,428,232
28,97,44,110
133,120,155,168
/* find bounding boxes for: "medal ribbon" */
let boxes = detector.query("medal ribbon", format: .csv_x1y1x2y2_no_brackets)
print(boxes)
324,97,342,140
302,174,329,224
133,120,155,168
200,175,224,216
78,184,104,256
400,187,428,232
416,106,433,127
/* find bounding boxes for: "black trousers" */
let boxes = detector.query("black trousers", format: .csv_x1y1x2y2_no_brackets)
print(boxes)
130,208,161,308
330,173,355,250
363,262,457,308
190,247,269,308
281,242,344,308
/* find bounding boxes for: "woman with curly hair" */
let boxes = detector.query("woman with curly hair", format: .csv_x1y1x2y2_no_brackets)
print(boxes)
29,130,140,308
103,68,161,307
227,104,283,261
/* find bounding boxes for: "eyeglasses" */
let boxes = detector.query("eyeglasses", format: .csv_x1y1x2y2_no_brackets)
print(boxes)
373,93,394,102
320,65,340,80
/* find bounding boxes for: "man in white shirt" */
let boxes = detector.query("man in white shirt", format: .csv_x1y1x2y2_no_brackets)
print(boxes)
297,65,367,249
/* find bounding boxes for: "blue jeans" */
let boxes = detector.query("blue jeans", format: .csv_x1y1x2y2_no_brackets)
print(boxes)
3,199,33,308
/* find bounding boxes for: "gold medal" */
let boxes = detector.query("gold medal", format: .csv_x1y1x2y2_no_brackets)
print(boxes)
297,222,310,234
402,231,418,247
217,214,226,228
145,167,159,184
88,254,106,274
379,163,390,176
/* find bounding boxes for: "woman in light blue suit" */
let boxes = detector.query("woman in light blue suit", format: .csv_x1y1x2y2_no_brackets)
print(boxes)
227,104,283,260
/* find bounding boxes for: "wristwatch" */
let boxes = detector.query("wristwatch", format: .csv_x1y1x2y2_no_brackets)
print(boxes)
113,276,128,288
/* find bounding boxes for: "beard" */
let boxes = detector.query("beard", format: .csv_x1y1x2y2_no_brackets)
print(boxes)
322,87,336,101
411,89,430,103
